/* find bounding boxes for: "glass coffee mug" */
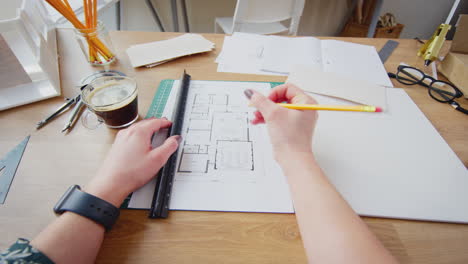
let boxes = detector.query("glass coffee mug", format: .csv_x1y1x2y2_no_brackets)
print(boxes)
81,76,139,129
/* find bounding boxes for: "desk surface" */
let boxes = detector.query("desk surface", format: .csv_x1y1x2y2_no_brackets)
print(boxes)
1,30,467,264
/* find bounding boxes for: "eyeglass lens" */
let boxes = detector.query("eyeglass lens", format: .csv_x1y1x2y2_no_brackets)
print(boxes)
429,81,458,102
396,67,425,85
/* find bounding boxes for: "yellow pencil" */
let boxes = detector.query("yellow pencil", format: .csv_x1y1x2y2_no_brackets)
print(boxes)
277,103,383,112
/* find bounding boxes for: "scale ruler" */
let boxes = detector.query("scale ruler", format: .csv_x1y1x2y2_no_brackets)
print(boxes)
378,40,399,64
150,72,191,218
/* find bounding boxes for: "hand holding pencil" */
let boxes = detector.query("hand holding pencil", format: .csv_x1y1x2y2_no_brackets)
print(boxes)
244,83,318,158
244,83,382,160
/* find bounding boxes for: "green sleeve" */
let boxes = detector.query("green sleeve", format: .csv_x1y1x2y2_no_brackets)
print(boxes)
1,238,54,264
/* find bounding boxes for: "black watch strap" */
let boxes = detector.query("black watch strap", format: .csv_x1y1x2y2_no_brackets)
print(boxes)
54,185,120,231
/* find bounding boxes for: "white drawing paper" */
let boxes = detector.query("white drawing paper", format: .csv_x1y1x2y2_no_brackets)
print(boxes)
216,33,284,76
129,81,468,223
217,33,392,88
261,36,323,74
320,40,393,87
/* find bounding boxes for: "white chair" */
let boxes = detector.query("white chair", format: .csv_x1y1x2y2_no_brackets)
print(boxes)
214,0,305,36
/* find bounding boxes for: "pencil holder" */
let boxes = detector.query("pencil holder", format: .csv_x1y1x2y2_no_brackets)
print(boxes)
74,21,116,66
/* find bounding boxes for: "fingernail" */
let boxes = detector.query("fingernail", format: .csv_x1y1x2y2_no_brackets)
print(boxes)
244,89,253,99
174,135,183,144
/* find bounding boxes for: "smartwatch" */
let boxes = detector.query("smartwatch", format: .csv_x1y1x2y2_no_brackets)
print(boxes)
54,185,120,231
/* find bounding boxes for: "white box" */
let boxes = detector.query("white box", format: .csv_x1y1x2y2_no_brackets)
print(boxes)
0,0,60,111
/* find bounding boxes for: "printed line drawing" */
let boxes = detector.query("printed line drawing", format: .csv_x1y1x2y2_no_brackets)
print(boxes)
175,82,257,182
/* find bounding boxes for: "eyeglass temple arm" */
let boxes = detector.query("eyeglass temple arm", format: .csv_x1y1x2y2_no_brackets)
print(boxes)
450,101,468,115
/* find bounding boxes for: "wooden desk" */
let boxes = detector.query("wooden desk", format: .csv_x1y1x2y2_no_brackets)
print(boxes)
1,30,467,264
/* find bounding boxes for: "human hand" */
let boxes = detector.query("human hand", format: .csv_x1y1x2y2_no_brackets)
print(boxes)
85,118,181,206
245,83,318,162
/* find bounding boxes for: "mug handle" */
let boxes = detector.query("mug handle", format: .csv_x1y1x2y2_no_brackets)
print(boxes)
81,108,104,130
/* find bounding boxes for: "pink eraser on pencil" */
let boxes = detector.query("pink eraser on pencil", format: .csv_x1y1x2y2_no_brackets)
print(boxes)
375,107,383,112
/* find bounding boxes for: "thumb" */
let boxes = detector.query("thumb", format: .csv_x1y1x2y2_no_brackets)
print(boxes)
149,135,181,168
244,89,279,120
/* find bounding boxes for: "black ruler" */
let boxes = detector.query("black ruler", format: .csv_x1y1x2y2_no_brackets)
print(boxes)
149,71,191,218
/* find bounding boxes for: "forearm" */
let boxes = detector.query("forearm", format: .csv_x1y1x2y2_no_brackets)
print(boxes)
31,212,105,264
278,152,397,264
30,185,125,264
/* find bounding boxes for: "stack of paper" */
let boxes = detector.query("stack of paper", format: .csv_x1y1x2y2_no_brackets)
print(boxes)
126,34,215,68
216,33,392,88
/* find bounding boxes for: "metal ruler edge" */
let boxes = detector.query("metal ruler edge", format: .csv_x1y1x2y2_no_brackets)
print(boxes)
378,40,399,64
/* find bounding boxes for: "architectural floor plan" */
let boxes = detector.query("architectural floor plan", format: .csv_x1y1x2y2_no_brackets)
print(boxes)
169,81,294,213
178,83,254,180
128,80,295,213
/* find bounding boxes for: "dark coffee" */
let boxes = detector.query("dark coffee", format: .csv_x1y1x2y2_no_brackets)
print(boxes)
94,96,138,127
85,79,138,128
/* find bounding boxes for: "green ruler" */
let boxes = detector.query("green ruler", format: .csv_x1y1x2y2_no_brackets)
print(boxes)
146,79,175,119
146,80,284,119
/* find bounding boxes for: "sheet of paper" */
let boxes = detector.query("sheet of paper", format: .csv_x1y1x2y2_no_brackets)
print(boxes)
287,65,387,107
312,88,468,223
129,80,293,213
257,36,392,87
261,36,323,74
216,33,285,76
321,40,393,87
129,81,468,223
126,34,215,68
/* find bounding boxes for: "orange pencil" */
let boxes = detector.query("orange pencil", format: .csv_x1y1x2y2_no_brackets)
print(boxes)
277,103,383,112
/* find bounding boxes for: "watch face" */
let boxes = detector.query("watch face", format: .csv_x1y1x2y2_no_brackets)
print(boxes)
54,185,80,214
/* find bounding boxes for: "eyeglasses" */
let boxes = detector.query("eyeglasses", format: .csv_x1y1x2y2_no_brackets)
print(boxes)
389,65,467,115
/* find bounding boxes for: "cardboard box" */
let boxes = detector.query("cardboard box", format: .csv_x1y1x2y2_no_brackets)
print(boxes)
451,15,468,54
439,14,468,98
439,53,468,98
